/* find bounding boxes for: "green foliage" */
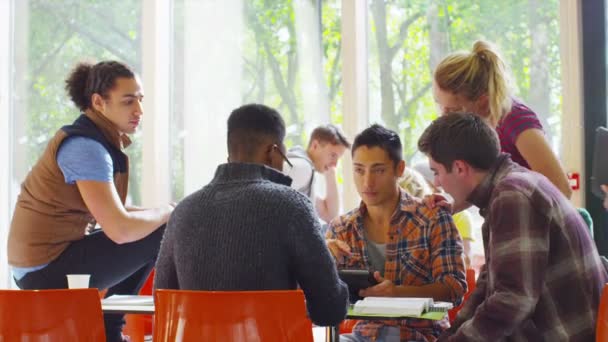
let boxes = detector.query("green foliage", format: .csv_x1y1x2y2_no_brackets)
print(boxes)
240,0,343,148
367,0,561,162
322,1,343,125
21,0,143,204
21,0,561,201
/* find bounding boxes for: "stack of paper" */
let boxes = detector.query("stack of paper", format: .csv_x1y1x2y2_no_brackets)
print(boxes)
102,295,154,306
352,297,452,317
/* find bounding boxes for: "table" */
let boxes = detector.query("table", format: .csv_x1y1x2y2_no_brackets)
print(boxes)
100,296,446,342
101,295,154,314
324,308,447,342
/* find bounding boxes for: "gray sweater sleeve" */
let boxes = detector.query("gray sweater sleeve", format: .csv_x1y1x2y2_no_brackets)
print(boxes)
284,196,349,326
154,213,179,290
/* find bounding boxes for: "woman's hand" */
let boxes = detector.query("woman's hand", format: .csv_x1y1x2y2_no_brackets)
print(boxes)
423,193,453,213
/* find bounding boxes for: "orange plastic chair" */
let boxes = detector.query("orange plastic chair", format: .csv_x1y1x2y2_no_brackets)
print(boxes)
339,319,359,334
98,288,146,342
123,315,145,342
98,270,155,342
122,269,155,342
597,283,608,342
448,268,477,323
154,289,313,342
0,288,106,341
140,269,155,334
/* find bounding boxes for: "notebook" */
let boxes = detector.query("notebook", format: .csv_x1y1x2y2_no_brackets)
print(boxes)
352,297,452,317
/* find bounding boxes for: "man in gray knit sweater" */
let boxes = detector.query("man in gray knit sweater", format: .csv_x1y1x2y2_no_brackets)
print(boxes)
154,103,349,326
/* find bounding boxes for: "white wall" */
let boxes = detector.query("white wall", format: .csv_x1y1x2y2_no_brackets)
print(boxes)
341,0,369,210
559,0,585,207
141,0,172,207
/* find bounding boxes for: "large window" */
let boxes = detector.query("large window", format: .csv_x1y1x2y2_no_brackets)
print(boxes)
2,0,574,288
8,0,563,213
367,0,561,270
11,0,144,204
170,0,342,199
368,0,562,162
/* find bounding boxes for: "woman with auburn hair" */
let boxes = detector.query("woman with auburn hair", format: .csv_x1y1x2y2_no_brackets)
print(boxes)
432,40,571,199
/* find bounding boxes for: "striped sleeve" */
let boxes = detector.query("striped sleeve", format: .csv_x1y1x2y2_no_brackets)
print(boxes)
501,109,543,145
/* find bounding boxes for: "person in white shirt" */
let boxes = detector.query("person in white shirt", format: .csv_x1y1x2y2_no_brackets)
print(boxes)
286,124,350,223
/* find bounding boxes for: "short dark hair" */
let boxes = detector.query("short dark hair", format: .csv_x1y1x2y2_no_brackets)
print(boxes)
417,112,500,172
352,124,402,166
65,61,136,112
227,103,286,156
308,124,351,148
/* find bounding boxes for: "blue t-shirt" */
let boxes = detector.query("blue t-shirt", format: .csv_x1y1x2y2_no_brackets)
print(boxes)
57,136,114,183
12,136,113,280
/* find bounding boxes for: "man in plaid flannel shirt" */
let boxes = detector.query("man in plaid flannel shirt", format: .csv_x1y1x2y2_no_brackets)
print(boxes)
326,124,467,342
418,113,608,341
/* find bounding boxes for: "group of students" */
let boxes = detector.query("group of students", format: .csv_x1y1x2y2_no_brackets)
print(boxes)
7,40,607,342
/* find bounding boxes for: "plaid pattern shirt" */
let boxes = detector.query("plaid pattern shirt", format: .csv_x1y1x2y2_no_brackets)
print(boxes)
327,189,466,341
444,155,608,341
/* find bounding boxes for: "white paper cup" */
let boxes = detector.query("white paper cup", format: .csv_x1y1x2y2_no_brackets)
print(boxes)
66,274,91,289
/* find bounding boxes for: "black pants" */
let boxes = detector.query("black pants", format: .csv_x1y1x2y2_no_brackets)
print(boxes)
15,225,166,342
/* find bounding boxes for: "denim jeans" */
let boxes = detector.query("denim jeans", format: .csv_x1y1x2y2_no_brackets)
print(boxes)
15,225,165,342
340,326,401,342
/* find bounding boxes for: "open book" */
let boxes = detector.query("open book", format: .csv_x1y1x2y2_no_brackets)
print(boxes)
352,297,453,317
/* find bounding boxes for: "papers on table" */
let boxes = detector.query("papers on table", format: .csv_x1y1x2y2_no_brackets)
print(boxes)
101,295,154,314
102,295,154,306
352,297,453,317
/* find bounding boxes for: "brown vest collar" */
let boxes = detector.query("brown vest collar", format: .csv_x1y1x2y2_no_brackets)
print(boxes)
84,109,132,149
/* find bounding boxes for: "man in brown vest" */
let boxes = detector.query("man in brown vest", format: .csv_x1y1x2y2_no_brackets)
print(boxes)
8,61,173,342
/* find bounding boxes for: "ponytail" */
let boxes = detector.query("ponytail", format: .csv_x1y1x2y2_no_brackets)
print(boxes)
434,40,512,125
64,60,135,112
65,62,94,112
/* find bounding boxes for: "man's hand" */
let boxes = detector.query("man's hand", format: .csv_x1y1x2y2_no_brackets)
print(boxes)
316,167,340,223
326,239,351,260
359,271,396,297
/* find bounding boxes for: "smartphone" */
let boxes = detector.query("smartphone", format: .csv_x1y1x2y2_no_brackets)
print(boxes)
338,269,379,303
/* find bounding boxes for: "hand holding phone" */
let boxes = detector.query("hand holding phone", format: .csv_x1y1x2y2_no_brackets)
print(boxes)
338,269,379,303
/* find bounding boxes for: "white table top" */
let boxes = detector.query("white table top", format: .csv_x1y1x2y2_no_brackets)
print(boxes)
101,295,154,314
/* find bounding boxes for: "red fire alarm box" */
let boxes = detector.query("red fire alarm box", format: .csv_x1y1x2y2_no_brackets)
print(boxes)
567,172,580,190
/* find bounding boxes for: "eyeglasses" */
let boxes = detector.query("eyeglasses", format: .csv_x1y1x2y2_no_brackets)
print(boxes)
273,144,293,168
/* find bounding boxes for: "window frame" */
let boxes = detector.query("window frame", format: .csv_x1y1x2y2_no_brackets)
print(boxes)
0,0,588,289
